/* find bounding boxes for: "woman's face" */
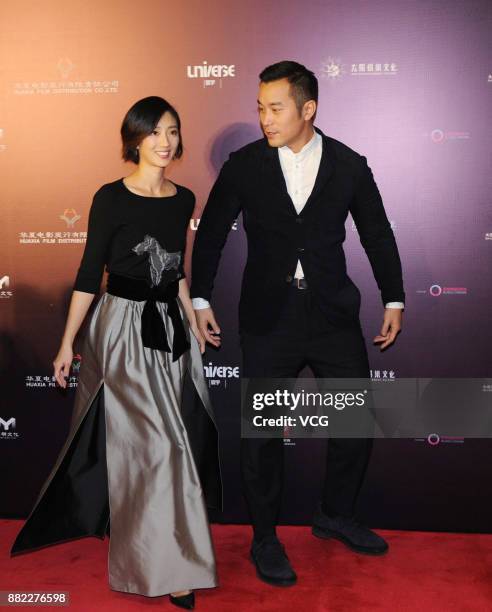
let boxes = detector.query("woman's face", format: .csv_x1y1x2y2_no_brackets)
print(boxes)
138,111,180,168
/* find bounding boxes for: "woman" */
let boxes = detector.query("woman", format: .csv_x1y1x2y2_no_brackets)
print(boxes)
11,96,222,610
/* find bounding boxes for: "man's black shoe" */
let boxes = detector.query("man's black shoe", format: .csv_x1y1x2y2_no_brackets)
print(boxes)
312,504,389,555
250,535,297,587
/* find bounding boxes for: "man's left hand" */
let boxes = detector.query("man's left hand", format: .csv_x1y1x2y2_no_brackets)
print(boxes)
373,308,403,350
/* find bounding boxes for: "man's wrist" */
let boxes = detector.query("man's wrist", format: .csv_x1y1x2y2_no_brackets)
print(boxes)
192,297,211,310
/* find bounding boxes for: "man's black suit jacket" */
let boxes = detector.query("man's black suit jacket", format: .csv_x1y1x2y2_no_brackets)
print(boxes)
190,128,404,334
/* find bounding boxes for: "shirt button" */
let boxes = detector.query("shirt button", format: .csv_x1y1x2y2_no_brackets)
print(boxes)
286,274,293,283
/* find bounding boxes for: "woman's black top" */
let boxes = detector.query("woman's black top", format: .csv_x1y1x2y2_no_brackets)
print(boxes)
74,178,195,294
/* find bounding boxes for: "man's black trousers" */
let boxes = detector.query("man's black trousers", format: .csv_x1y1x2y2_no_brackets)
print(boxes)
240,286,373,539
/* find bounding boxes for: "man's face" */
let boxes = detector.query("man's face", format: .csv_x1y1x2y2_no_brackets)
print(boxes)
257,78,313,151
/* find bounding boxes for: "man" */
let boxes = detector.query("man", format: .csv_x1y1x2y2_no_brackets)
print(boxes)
191,61,404,587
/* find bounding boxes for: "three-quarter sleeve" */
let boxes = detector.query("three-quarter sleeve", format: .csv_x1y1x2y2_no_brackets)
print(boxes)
73,186,115,294
179,190,196,280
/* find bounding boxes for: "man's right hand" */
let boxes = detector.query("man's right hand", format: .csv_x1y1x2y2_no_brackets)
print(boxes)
195,307,221,348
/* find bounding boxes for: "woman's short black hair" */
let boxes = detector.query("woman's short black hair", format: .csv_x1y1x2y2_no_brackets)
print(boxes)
120,96,183,164
259,61,318,116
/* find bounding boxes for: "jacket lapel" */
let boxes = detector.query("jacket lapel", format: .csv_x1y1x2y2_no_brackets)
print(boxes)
260,127,335,217
262,139,299,217
299,128,334,218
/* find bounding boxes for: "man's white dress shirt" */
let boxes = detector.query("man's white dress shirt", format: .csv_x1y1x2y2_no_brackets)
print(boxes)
192,130,403,310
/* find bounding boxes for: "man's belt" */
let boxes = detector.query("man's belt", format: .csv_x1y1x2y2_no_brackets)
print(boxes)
107,273,190,361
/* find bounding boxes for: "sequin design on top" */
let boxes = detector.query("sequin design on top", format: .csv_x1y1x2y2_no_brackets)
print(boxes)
132,235,182,287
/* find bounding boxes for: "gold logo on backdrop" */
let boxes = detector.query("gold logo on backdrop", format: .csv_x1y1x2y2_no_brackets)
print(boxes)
57,57,75,79
59,209,81,227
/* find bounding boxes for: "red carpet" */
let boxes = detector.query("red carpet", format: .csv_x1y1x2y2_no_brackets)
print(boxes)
2,520,491,611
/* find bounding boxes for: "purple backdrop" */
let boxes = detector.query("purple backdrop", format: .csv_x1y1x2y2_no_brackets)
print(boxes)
1,0,491,532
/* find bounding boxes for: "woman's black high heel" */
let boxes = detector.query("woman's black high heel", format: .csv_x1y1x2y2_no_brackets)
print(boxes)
169,591,195,610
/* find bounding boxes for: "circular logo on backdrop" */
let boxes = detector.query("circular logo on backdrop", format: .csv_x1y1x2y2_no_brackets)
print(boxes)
430,129,445,143
427,433,440,446
429,284,442,297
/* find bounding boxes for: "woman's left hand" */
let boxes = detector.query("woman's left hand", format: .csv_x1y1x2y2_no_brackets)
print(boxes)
190,324,206,354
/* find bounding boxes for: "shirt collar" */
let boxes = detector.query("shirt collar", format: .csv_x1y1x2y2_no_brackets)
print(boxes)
278,130,321,162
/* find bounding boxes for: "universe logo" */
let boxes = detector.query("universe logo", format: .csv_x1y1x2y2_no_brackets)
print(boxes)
190,218,238,231
186,62,236,88
203,362,239,389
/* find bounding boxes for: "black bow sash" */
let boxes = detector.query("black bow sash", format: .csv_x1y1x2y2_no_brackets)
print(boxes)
107,273,190,361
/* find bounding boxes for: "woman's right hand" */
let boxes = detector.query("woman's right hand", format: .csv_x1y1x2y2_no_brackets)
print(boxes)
53,343,73,389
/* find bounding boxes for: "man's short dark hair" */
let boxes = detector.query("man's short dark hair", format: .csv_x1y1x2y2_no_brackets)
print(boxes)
259,61,318,116
120,96,183,164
